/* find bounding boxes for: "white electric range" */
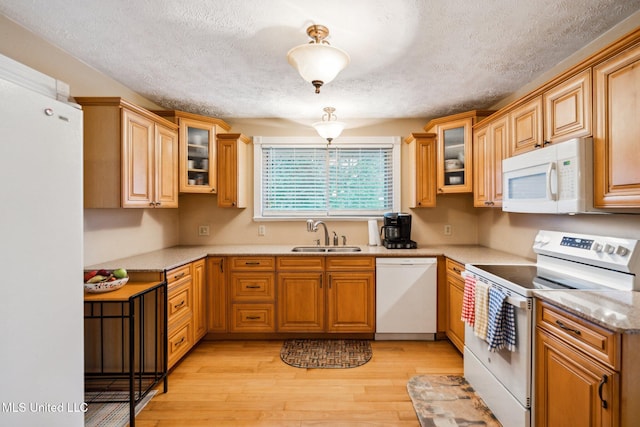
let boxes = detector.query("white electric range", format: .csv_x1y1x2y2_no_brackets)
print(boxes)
463,230,640,427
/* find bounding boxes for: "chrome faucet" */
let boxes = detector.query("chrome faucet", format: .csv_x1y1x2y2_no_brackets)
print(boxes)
306,219,330,246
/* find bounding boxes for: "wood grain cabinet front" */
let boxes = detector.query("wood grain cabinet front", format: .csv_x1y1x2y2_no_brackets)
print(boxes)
277,257,325,332
509,96,544,156
326,257,375,333
217,133,251,208
405,133,437,208
543,68,592,143
444,258,465,353
206,257,227,333
76,97,179,208
228,257,276,333
153,110,231,194
165,260,208,369
593,41,640,209
473,114,509,208
424,110,494,196
535,301,640,426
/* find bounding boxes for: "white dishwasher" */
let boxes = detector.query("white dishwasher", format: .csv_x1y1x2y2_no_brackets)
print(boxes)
375,258,437,340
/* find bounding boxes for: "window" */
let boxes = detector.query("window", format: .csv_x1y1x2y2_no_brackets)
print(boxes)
254,137,400,219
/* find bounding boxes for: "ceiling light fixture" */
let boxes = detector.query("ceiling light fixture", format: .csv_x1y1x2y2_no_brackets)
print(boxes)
287,24,350,94
312,107,345,143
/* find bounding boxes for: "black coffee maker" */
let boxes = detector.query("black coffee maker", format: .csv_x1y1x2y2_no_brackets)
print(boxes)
381,212,417,249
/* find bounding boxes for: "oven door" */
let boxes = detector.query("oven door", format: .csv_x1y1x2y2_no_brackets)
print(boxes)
464,286,533,408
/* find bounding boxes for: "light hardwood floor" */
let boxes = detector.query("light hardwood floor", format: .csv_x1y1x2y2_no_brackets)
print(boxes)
137,339,463,426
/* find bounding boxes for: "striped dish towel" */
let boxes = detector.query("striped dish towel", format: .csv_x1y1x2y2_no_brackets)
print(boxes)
473,281,490,340
486,287,517,352
461,275,476,326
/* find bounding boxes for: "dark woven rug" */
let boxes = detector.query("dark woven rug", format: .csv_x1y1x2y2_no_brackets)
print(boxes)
407,375,501,427
280,339,372,368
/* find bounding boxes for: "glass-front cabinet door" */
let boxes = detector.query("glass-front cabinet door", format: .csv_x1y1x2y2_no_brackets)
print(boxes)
182,119,216,193
437,117,473,193
152,110,232,195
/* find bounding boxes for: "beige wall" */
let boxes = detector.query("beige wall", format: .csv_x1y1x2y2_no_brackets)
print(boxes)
3,12,640,265
178,118,481,247
0,15,179,265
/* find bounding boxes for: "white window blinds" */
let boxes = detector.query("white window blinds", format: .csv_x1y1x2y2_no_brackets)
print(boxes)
255,137,400,219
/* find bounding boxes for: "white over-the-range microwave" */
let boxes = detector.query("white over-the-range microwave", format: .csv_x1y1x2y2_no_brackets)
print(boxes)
502,137,602,214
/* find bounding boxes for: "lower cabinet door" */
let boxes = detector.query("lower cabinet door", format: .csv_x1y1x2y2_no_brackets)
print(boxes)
535,329,618,427
446,277,465,353
326,272,375,333
277,272,324,332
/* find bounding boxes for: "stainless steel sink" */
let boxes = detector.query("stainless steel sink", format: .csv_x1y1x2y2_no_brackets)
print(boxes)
291,246,361,253
327,246,362,252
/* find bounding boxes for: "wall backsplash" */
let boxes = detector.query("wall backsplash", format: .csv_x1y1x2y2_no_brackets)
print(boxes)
477,209,640,260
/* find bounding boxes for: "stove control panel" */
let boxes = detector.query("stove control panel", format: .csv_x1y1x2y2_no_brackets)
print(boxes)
534,230,639,275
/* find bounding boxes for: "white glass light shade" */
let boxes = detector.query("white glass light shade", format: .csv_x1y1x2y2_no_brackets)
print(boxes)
312,120,345,141
287,43,350,87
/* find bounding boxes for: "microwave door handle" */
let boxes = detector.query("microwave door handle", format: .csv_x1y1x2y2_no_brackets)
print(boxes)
546,162,557,201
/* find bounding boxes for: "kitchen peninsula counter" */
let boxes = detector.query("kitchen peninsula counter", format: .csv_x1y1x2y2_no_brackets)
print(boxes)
85,244,533,272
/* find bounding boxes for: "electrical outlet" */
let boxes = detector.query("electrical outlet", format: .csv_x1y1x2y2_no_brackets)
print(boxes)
258,225,266,236
444,224,452,236
198,225,210,236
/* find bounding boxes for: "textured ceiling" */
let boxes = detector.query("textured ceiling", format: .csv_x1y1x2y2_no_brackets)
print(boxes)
1,0,639,121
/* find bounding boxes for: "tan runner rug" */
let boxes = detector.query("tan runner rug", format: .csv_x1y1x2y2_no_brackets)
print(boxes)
407,375,502,426
280,339,372,368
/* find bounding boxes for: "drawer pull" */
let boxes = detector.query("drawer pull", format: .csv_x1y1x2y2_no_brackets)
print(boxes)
173,272,186,280
598,374,608,409
244,261,261,266
246,285,261,289
174,336,186,347
555,320,581,335
246,316,261,320
452,267,462,274
174,300,186,310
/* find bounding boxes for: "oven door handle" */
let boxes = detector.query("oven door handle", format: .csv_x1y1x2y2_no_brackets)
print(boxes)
505,295,529,310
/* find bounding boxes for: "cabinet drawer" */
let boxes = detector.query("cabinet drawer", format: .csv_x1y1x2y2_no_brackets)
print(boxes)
166,264,192,284
230,304,275,332
230,272,275,301
167,321,193,368
168,279,193,325
276,256,325,271
445,258,464,280
229,256,275,271
326,256,375,271
537,301,619,369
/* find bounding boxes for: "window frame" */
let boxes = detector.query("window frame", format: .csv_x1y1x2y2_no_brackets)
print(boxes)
253,136,401,220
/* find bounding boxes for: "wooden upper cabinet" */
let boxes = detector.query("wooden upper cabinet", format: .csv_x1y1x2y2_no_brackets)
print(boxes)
510,96,544,156
153,110,231,194
77,97,179,208
593,42,640,209
543,69,592,143
217,133,251,208
405,133,437,208
423,110,494,196
154,124,179,208
473,115,509,207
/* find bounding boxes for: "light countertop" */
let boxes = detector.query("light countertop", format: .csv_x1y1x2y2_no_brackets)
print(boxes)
534,290,640,334
87,244,640,333
85,244,534,272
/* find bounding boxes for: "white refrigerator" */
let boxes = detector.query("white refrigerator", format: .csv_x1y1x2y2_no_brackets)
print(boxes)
0,54,84,426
